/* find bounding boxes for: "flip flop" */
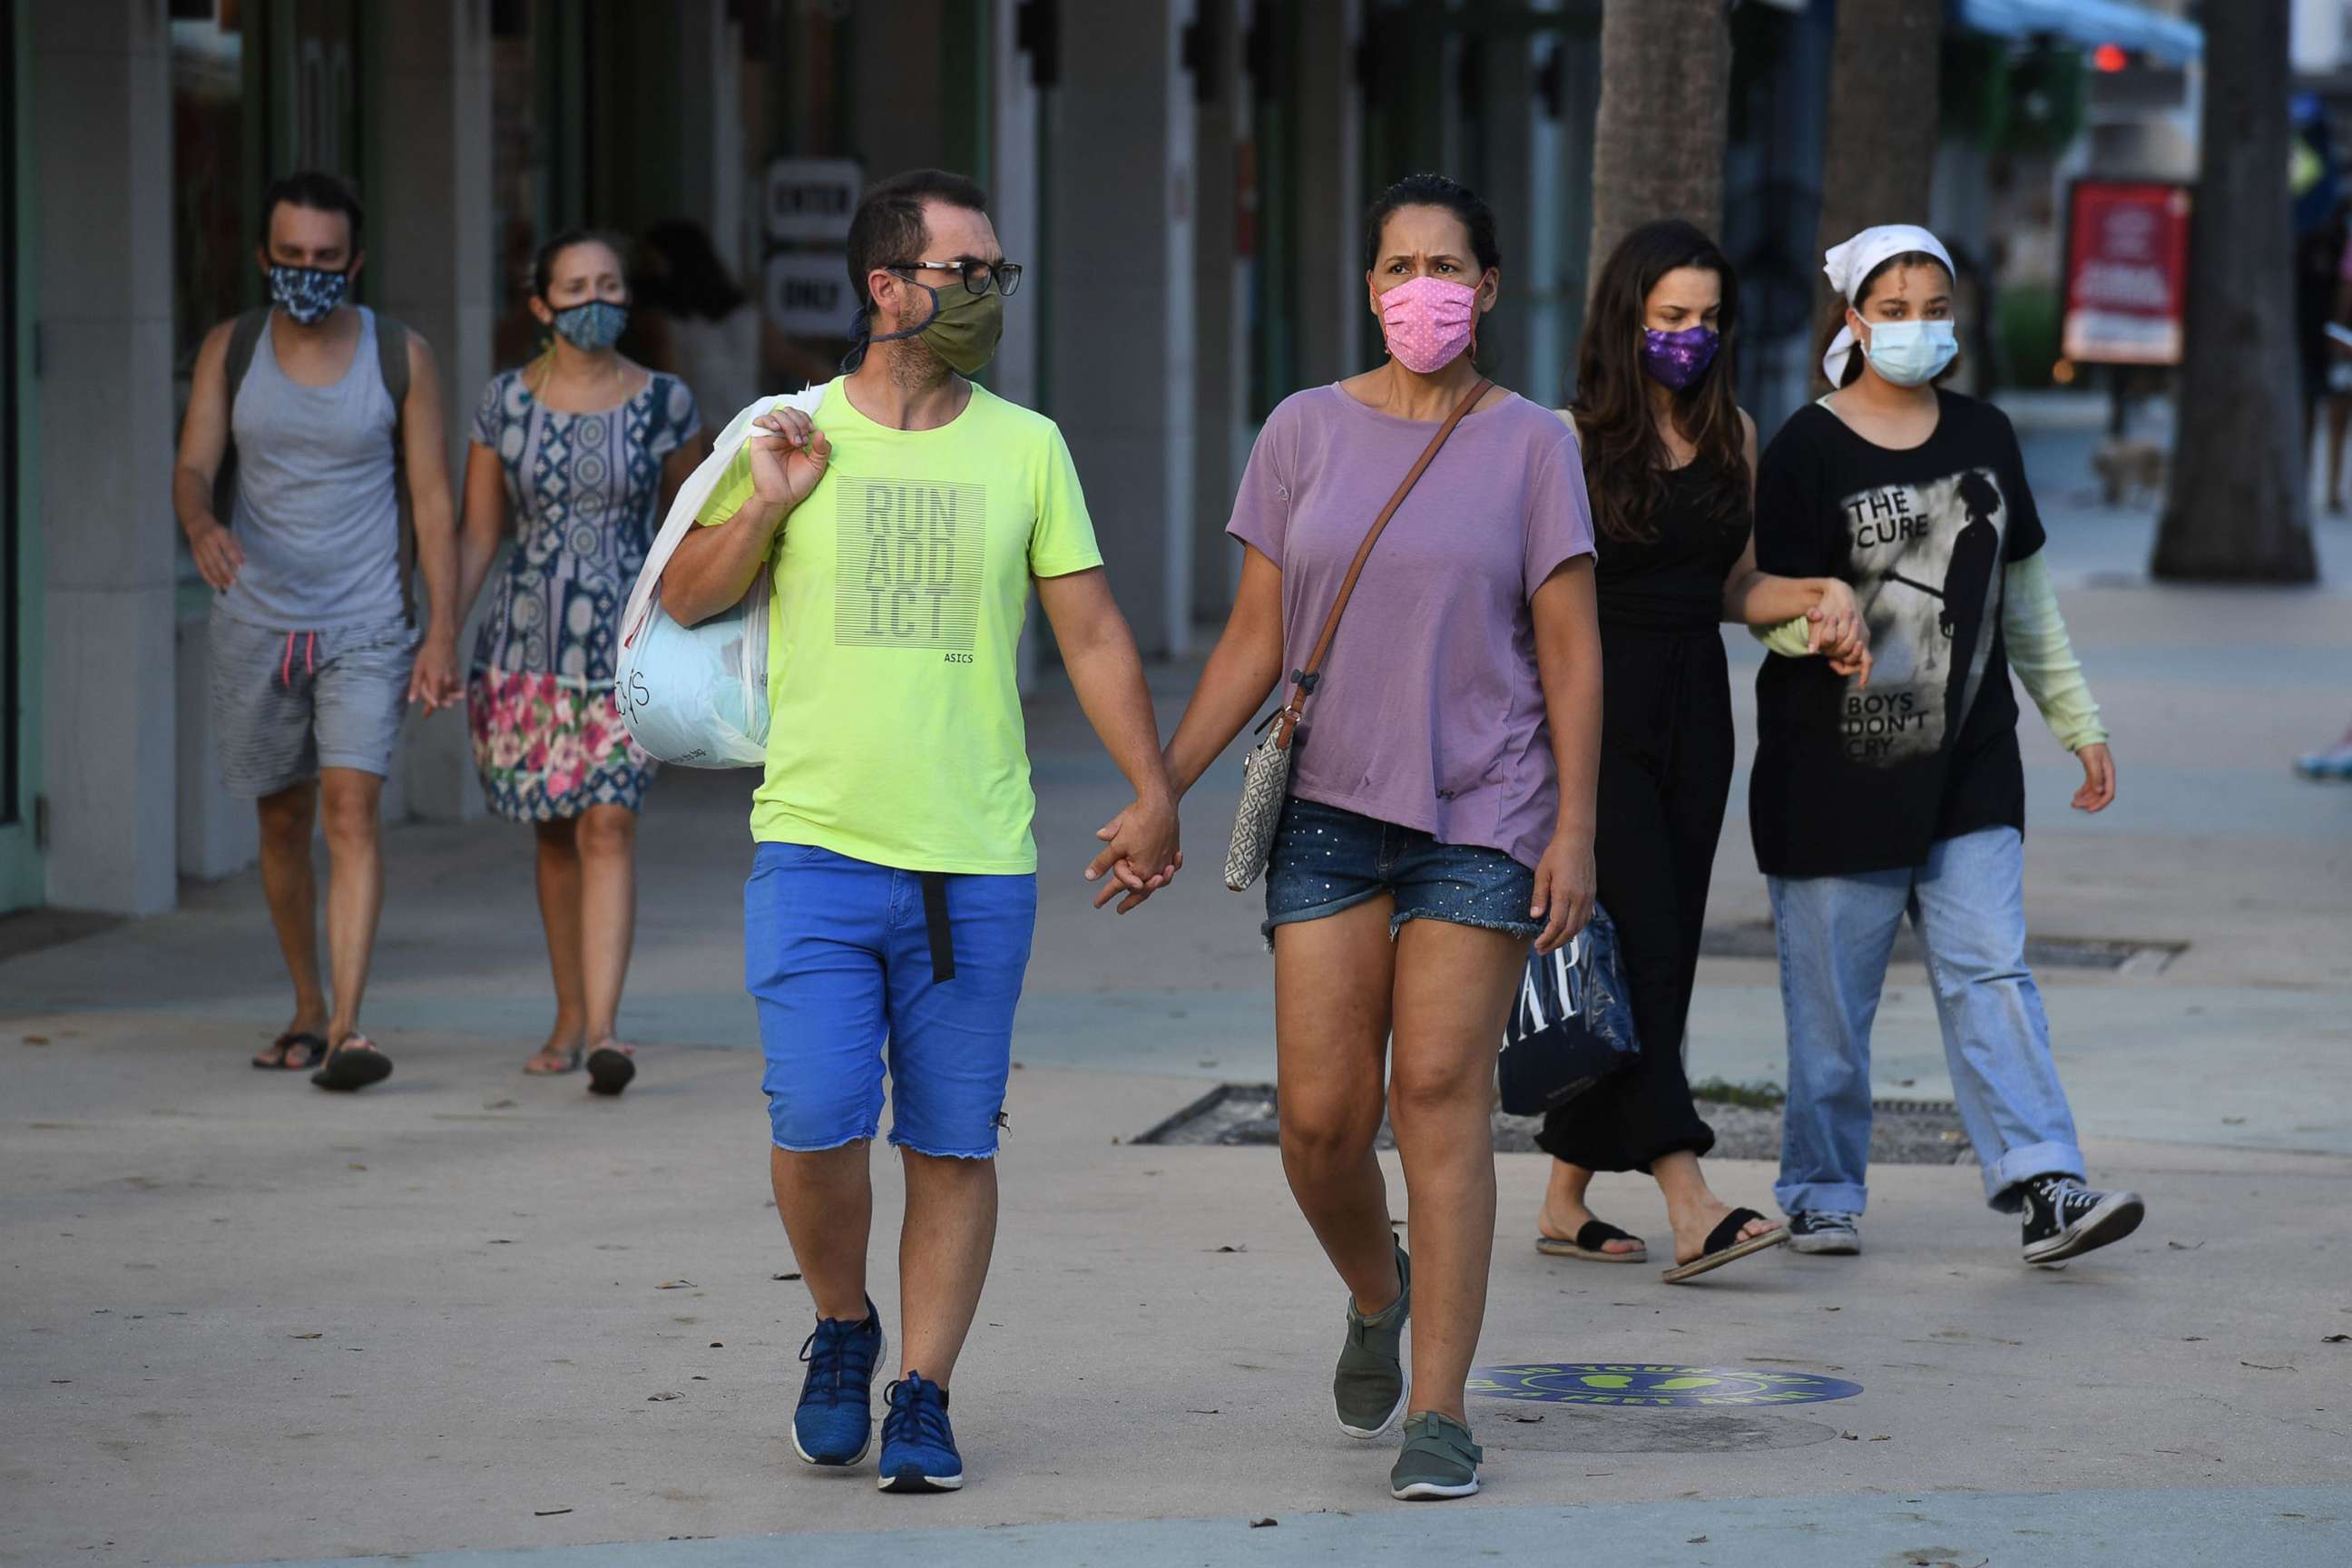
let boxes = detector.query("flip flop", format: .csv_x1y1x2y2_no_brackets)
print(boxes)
253,1032,328,1071
1535,1219,1649,1263
311,1035,394,1093
1660,1208,1788,1285
586,1045,636,1097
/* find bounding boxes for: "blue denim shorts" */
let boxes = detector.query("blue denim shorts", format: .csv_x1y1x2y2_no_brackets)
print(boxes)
744,842,1036,1159
1262,796,1543,946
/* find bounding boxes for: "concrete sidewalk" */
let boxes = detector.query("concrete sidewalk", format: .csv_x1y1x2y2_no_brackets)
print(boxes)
190,1489,2352,1568
5,1031,2348,1564
4,429,2350,1565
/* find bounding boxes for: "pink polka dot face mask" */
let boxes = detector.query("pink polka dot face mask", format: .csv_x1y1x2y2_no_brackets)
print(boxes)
1377,275,1480,373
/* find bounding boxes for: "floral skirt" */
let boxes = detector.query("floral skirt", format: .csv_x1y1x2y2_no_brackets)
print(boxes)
467,669,656,823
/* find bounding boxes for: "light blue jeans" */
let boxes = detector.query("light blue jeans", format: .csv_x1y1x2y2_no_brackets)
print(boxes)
1769,827,2085,1216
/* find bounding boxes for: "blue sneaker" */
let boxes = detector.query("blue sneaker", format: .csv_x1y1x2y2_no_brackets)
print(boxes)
792,1299,886,1466
877,1372,962,1493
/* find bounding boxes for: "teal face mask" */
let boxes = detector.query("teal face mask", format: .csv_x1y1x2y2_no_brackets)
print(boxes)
1861,318,1958,387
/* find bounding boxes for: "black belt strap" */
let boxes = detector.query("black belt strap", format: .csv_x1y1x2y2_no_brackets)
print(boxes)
918,872,956,984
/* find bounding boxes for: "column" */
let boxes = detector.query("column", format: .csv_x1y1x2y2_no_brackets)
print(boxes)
1293,0,1364,387
994,0,1045,692
376,0,495,823
34,0,177,914
1044,0,1197,659
1191,0,1244,621
1482,24,1538,397
673,0,744,267
1526,3,1570,408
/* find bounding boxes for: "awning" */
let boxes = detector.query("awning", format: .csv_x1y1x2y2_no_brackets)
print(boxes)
1955,0,2202,68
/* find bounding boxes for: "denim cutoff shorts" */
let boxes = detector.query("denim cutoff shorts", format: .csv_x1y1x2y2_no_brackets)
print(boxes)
745,842,1036,1159
1262,796,1543,946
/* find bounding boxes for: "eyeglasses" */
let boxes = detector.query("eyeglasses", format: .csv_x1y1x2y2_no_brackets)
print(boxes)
894,258,1024,298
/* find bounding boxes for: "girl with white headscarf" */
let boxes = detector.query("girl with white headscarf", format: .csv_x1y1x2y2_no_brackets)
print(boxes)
1745,224,2143,1269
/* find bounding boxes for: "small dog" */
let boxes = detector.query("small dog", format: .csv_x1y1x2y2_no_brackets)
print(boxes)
2092,438,2166,505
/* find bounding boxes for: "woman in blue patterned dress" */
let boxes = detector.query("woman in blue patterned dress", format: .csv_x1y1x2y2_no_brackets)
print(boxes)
455,230,706,1093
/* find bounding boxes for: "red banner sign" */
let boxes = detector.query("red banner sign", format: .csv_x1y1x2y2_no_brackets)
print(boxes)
2062,181,2192,367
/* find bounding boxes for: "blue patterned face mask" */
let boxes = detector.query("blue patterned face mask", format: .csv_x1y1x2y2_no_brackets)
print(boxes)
552,299,629,352
268,264,350,327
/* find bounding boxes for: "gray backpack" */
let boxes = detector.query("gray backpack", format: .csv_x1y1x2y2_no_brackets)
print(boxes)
211,307,418,622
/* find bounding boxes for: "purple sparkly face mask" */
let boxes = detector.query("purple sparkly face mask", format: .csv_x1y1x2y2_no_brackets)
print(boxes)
1640,324,1720,391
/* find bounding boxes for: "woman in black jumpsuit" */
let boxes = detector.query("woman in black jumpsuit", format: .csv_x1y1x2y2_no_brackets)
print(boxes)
1533,221,1871,1281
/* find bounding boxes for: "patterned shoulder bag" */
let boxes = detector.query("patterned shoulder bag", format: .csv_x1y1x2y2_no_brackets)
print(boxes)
1223,379,1492,891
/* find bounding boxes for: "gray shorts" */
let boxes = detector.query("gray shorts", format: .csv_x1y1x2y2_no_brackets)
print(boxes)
210,611,418,798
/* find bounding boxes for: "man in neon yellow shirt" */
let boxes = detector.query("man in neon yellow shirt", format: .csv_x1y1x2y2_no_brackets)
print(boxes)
661,170,1179,1494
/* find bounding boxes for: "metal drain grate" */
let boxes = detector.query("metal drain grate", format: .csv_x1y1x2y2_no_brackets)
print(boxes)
1700,920,2183,975
1135,1083,1972,1165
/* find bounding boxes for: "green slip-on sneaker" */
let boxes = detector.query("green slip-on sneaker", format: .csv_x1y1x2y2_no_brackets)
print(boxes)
1390,1410,1482,1500
1334,1241,1410,1439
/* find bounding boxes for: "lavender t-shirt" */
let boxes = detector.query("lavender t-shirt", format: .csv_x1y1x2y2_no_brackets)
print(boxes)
1228,385,1596,870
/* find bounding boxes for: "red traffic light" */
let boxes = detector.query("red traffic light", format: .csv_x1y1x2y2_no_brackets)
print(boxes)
2093,43,2129,74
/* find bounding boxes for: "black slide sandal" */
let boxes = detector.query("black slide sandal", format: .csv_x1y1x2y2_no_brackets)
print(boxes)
586,1046,636,1097
311,1036,394,1093
1535,1219,1649,1263
1661,1208,1788,1284
254,1032,328,1071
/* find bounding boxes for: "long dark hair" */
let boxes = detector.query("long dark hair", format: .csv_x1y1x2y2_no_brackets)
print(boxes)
640,219,747,321
1572,220,1748,545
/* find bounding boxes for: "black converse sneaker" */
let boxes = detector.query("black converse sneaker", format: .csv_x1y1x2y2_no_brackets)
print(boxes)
1786,1210,1861,1254
2020,1175,2144,1266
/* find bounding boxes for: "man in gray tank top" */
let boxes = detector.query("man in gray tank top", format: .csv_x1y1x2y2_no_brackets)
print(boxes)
171,172,462,1093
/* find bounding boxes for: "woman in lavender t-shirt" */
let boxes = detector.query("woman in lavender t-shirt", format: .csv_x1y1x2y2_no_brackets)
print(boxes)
1153,175,1602,1502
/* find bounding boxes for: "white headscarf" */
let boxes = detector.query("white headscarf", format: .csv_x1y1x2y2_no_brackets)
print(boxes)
1820,224,1956,385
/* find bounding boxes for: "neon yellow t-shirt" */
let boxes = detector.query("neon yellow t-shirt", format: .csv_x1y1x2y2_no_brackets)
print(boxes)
696,378,1103,873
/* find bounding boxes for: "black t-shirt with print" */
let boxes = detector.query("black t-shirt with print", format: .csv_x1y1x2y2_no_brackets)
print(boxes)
1749,390,2047,878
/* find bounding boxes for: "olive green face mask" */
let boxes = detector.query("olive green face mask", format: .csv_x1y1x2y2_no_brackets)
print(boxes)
867,279,1004,375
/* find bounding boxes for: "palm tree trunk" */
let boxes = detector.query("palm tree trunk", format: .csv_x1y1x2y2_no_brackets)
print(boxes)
1811,0,1943,381
2152,0,2317,582
1588,0,1728,276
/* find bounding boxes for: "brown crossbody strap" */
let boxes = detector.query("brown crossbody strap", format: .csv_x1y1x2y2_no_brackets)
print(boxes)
1273,379,1490,750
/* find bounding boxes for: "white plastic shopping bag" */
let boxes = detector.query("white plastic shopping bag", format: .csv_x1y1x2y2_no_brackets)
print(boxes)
613,387,826,768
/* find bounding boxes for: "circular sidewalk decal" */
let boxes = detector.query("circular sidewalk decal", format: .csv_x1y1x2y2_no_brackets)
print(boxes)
1471,1363,1863,1407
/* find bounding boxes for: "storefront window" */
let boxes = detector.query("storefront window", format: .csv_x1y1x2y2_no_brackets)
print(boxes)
735,0,992,392
490,5,554,373
740,0,866,389
170,0,368,592
172,9,252,380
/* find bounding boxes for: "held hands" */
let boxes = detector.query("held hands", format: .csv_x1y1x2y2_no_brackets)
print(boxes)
2072,741,2117,813
189,521,245,592
748,408,832,513
1808,580,1873,688
1531,828,1596,956
407,633,463,715
1086,792,1183,913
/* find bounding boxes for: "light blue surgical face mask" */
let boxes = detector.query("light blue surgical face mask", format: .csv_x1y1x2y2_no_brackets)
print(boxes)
1860,317,1958,387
